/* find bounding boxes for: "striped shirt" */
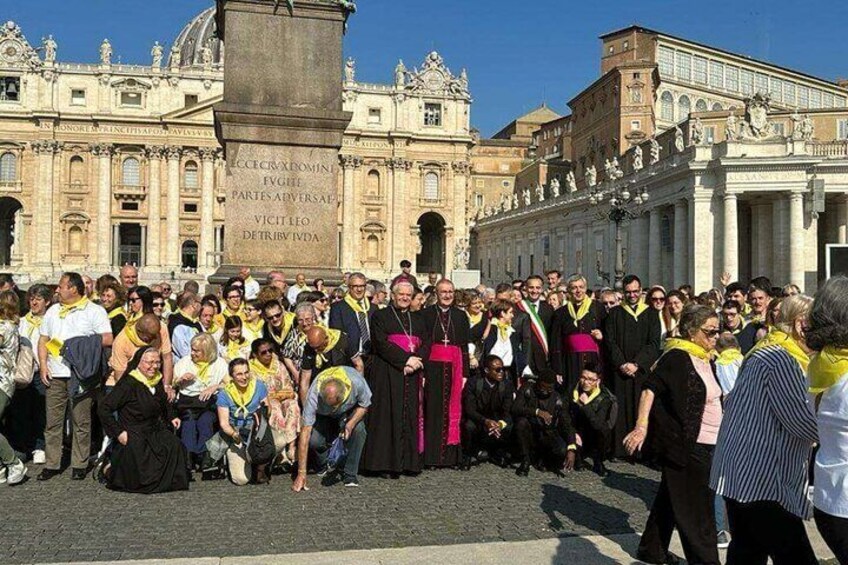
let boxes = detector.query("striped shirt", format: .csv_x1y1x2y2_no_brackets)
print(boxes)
709,346,818,518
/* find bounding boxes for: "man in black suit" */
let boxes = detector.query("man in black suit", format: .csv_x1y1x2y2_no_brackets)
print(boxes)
461,354,515,469
514,275,554,377
329,271,376,363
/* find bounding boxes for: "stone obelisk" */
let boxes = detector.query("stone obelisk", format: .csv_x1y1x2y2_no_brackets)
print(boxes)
213,0,353,283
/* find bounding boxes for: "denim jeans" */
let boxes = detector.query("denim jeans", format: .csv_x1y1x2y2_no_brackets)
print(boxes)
309,414,366,480
715,494,727,531
180,411,216,455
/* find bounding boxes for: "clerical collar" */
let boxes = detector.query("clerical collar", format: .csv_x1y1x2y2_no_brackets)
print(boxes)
439,306,451,312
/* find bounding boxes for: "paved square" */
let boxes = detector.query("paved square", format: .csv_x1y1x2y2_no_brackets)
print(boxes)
2,461,660,563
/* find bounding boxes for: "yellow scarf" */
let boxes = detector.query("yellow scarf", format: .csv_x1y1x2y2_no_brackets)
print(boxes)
129,368,162,389
222,304,245,321
344,294,369,315
23,312,42,341
808,347,848,394
243,318,264,337
573,386,601,405
213,313,226,331
123,322,149,348
107,307,124,320
224,378,257,419
747,329,810,373
315,328,342,369
59,297,89,319
716,348,744,366
567,298,593,327
267,312,296,345
249,356,280,383
663,337,712,361
314,366,352,403
492,318,513,341
194,361,212,385
467,312,483,327
226,340,246,360
621,300,649,321
206,321,220,335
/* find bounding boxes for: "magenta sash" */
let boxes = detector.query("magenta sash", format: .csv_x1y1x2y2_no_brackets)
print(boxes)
565,333,599,354
429,343,464,446
386,334,422,353
387,334,425,452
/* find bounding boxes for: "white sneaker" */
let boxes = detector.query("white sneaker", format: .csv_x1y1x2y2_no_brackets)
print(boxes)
6,459,27,485
32,450,46,464
0,466,6,484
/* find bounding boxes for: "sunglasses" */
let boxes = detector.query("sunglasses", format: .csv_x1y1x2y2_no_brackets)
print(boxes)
153,302,165,307
266,313,283,321
651,296,666,302
258,349,274,355
227,295,241,300
490,367,505,373
129,296,141,302
701,328,721,337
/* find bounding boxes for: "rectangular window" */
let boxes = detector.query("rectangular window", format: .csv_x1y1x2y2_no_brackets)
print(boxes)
184,167,198,189
71,89,86,106
474,194,484,207
772,122,785,136
709,61,724,89
530,254,534,275
811,89,822,109
784,82,796,106
423,103,442,126
631,120,641,131
755,73,768,95
740,69,754,95
475,179,484,188
693,56,708,84
608,45,614,55
517,256,522,278
367,108,381,124
183,203,198,214
676,51,692,81
725,66,739,92
0,77,21,102
838,119,848,140
770,78,783,103
798,85,810,107
658,46,674,78
120,91,142,107
823,92,835,108
704,126,716,144
184,94,198,107
623,40,629,50
502,180,510,188
121,202,139,212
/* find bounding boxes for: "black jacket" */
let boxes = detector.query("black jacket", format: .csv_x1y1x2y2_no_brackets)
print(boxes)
329,298,377,358
167,311,202,339
512,383,576,444
569,385,617,434
462,377,515,431
643,349,721,468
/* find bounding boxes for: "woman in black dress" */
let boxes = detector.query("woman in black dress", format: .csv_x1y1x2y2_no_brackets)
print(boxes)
100,347,189,494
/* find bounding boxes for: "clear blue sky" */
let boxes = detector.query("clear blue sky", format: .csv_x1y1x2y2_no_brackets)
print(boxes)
6,0,848,136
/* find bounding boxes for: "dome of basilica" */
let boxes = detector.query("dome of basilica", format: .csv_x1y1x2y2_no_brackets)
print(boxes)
168,6,222,70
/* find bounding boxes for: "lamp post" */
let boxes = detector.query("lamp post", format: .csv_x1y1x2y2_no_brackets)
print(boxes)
588,177,649,287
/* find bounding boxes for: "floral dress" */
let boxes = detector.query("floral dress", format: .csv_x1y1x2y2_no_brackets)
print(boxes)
248,354,301,460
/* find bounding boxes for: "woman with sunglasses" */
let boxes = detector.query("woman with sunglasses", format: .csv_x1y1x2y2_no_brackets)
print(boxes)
122,286,174,388
710,295,818,564
623,304,724,564
301,290,330,326
241,299,265,345
249,338,300,467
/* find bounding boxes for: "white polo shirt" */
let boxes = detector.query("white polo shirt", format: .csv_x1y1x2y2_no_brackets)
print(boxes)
41,300,111,379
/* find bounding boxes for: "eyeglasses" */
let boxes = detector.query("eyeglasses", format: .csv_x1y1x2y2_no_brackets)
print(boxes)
266,312,283,321
318,297,328,303
701,328,721,338
650,296,666,302
129,296,141,302
153,302,165,307
489,367,505,373
350,284,366,290
258,349,274,355
226,295,241,300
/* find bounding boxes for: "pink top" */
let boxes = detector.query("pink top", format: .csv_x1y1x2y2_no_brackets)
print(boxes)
692,355,722,445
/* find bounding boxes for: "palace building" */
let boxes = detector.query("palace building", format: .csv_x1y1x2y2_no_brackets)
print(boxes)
0,7,473,284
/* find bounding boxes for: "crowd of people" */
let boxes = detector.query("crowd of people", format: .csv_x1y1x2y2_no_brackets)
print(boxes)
0,260,846,564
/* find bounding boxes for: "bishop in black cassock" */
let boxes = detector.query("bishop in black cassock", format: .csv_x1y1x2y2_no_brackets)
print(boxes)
550,291,607,394
603,279,660,457
361,287,430,475
420,281,470,468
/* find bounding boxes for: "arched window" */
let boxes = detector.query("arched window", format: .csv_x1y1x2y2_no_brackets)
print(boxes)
695,99,708,112
678,95,691,120
181,240,198,269
69,156,85,186
660,92,674,121
0,153,16,182
184,160,198,189
68,225,83,254
424,171,439,201
366,170,380,196
366,234,379,260
712,102,723,111
122,157,140,186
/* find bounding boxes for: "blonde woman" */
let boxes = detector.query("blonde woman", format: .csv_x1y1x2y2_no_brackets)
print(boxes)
173,333,229,471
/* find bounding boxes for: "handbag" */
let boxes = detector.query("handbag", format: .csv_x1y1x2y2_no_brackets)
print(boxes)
246,405,276,466
13,342,34,389
327,435,348,469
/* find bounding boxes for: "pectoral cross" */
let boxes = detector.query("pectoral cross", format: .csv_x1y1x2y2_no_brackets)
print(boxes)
442,334,450,346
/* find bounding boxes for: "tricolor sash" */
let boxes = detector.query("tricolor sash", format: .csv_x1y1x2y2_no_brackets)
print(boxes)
518,300,548,356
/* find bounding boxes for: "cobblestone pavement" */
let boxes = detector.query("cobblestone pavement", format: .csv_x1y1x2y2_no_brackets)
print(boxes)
2,460,660,564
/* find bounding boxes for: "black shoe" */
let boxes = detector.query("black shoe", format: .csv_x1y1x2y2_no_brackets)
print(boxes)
37,468,62,481
71,468,87,480
476,449,490,463
490,451,508,468
516,461,530,477
635,550,681,565
593,461,609,477
459,455,472,471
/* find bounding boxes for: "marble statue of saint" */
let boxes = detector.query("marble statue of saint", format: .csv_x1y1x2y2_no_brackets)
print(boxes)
674,126,685,152
394,60,406,87
565,170,577,193
535,183,545,202
632,145,643,172
151,41,163,69
650,136,661,164
512,193,519,209
690,117,704,145
603,158,614,180
100,39,112,65
725,113,738,141
550,177,560,198
43,35,57,63
585,164,597,187
345,57,356,83
611,157,623,179
801,114,815,141
523,188,531,206
170,44,181,68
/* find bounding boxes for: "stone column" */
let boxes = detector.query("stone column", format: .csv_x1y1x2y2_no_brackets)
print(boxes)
90,143,114,268
389,158,412,265
722,191,738,281
199,148,217,269
340,155,361,271
753,203,773,280
689,193,714,292
771,199,786,284
112,224,120,267
648,207,661,285
32,141,59,267
788,190,805,287
838,196,848,244
165,146,182,269
674,199,688,287
628,215,645,283
452,160,471,268
144,146,164,269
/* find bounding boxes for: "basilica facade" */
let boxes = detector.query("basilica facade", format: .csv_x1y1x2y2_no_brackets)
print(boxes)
0,7,473,284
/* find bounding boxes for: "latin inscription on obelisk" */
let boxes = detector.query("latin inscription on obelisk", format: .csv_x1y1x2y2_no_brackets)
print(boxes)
224,143,339,269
